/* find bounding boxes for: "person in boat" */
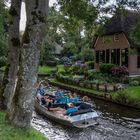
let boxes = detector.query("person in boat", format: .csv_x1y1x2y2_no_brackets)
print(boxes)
53,87,64,103
48,102,78,115
72,92,79,103
41,95,53,107
36,80,46,102
79,96,92,110
68,92,73,98
49,88,54,96
54,87,63,97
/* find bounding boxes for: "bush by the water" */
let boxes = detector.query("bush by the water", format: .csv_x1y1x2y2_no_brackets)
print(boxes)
129,80,139,86
99,63,114,74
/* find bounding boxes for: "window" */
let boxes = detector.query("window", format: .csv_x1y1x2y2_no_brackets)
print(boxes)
111,49,117,64
137,56,140,68
106,49,110,63
137,49,140,68
116,49,120,65
114,34,119,41
121,48,128,67
99,50,105,63
96,51,99,63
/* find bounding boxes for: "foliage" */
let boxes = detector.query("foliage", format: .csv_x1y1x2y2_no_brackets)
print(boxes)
60,57,71,65
0,111,47,140
71,61,87,75
129,76,140,84
57,65,66,75
129,80,139,86
131,20,140,45
79,47,94,61
38,66,56,75
112,86,140,105
100,63,115,74
0,1,8,67
113,89,130,103
40,39,55,66
61,41,77,57
87,70,106,81
110,66,129,77
86,61,94,69
0,56,7,67
64,65,72,75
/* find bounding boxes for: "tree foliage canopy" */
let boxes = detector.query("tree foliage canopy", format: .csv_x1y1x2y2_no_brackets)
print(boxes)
0,0,8,67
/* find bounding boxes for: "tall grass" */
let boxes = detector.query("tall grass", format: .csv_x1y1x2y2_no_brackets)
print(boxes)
0,111,47,140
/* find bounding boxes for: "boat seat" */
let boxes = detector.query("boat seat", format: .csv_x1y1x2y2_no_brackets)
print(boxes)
70,108,93,116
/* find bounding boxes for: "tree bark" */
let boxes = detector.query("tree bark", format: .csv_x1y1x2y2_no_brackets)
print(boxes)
6,0,49,130
0,0,21,109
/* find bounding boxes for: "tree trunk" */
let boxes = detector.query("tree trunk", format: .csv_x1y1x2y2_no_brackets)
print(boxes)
6,0,49,130
0,0,21,109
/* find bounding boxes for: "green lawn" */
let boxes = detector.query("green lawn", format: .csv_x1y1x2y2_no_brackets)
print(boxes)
57,65,64,71
125,86,140,99
38,66,57,74
0,111,47,140
111,86,140,104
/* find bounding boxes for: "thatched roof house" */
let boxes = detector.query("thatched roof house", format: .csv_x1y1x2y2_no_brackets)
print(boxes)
93,10,140,75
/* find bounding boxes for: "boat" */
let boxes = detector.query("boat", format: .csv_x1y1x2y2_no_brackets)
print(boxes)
34,98,99,128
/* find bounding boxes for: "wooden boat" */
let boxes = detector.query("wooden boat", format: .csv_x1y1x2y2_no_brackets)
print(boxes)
34,99,99,128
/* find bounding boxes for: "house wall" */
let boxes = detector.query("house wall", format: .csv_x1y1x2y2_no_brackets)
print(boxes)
94,33,140,75
129,55,140,75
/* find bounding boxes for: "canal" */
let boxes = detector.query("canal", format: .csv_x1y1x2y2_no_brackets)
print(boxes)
32,96,140,140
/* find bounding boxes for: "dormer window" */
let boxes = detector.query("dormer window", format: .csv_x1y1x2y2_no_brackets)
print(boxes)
114,34,119,41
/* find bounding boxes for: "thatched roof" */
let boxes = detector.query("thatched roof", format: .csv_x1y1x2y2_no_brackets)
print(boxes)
96,10,140,48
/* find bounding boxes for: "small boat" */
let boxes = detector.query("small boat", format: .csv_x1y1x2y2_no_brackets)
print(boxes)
34,99,99,128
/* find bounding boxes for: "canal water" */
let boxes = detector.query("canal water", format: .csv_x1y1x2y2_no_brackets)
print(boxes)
32,97,140,140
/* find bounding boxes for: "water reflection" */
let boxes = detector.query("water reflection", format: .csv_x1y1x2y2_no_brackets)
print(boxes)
32,97,140,140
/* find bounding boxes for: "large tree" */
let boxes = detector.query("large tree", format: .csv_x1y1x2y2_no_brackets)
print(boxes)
0,0,22,109
6,0,49,129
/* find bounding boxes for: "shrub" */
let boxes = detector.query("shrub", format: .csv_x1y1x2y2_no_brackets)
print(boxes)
64,64,72,75
71,61,87,74
45,61,56,66
60,57,71,64
130,77,140,84
86,61,94,69
100,63,115,74
57,69,66,75
129,80,139,86
114,90,130,103
110,66,129,77
87,70,97,80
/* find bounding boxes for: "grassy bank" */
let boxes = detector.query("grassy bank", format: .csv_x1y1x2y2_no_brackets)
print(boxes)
0,111,47,140
38,66,57,74
112,86,140,104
